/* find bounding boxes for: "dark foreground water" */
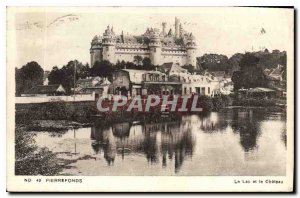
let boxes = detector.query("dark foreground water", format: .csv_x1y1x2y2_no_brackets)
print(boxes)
31,107,287,176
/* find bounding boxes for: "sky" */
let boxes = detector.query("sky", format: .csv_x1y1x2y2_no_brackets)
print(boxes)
9,7,294,71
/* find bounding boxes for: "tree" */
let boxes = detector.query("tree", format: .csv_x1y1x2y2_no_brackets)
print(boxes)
133,55,143,66
90,60,113,77
228,53,244,74
15,61,44,96
197,54,231,73
231,71,244,90
142,57,152,67
115,60,126,70
142,57,155,70
48,60,90,94
232,53,267,90
182,64,195,74
77,62,90,79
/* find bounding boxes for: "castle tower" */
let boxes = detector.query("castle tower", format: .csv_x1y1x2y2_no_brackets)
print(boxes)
149,28,162,65
102,25,116,64
162,22,167,36
179,24,183,38
90,35,103,67
175,17,180,39
186,33,197,66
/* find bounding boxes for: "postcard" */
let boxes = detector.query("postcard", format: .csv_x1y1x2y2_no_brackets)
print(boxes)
6,7,294,192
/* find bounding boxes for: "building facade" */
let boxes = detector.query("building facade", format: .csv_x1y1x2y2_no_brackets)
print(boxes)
75,76,111,99
90,17,197,67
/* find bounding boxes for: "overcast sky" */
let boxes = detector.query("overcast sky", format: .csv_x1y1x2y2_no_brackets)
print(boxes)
10,7,293,71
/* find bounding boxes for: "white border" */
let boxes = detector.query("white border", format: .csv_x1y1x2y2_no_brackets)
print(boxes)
1,0,298,196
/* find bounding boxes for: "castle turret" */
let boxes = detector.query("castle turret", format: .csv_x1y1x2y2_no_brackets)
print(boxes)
186,33,197,66
162,22,167,36
149,28,162,65
90,35,103,67
179,24,183,38
102,25,116,64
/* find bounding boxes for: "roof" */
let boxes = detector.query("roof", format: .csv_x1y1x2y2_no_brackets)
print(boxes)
23,84,65,94
211,71,226,78
161,62,187,74
161,62,173,71
122,69,149,84
263,65,284,81
143,81,181,85
123,69,166,84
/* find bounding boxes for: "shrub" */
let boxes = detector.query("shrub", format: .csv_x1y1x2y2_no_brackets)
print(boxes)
15,127,62,175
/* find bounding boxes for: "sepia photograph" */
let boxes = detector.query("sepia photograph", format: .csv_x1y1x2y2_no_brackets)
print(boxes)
6,6,294,192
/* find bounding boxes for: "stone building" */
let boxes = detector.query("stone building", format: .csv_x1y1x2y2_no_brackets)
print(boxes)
90,17,197,67
75,76,111,99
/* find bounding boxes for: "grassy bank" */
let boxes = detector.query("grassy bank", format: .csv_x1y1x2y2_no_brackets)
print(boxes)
16,96,232,124
16,101,98,124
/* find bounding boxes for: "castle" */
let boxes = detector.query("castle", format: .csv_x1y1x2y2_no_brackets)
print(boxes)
90,17,197,67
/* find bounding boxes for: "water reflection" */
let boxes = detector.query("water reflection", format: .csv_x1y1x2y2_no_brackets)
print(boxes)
32,107,287,176
91,118,195,172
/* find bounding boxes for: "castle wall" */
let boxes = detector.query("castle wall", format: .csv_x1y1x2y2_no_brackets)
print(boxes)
90,49,102,67
115,48,150,63
90,46,195,67
162,48,188,65
161,54,187,65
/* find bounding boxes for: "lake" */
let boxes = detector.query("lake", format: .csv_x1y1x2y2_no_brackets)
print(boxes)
31,107,287,176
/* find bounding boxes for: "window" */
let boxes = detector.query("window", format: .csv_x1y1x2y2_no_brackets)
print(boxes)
208,87,210,94
201,87,205,95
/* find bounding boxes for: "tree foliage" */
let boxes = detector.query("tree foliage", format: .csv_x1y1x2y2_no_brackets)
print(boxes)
231,53,267,90
90,60,113,77
15,126,62,175
48,60,90,94
197,54,231,74
182,64,196,74
133,55,143,66
197,50,286,76
115,57,155,70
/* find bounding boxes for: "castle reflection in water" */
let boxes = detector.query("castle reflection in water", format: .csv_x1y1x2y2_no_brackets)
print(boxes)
91,117,195,173
89,108,286,173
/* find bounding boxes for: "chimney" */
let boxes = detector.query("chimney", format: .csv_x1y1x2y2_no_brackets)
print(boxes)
162,22,167,36
175,17,180,39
